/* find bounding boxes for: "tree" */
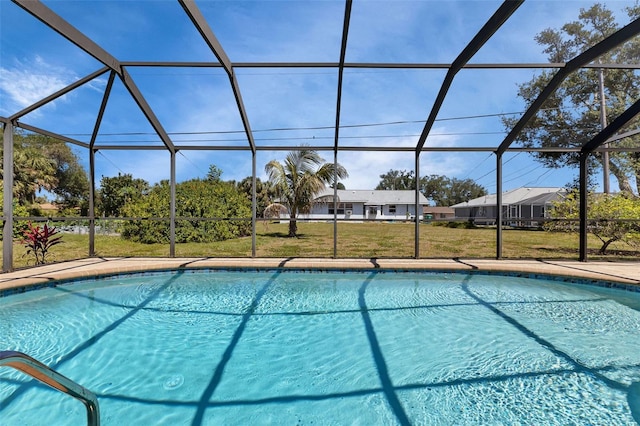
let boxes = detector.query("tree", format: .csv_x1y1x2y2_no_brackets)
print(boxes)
236,176,275,218
376,169,415,190
420,175,487,206
265,148,348,237
444,177,488,206
419,174,448,202
546,191,640,254
0,131,89,207
206,164,223,182
44,140,89,210
1,134,57,204
502,3,640,195
98,173,150,217
375,170,487,206
6,146,57,204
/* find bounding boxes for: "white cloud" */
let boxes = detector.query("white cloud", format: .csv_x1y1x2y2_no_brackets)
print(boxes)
4,0,629,194
337,131,463,189
0,56,77,115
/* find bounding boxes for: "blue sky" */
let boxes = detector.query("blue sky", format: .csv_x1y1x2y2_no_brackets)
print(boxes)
1,0,637,196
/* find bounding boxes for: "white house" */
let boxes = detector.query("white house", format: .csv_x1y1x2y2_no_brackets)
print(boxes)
299,189,429,221
451,187,566,227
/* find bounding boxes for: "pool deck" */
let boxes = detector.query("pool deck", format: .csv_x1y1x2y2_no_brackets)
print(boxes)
0,257,638,292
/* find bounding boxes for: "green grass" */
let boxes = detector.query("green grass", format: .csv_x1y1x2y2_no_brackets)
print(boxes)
2,222,638,269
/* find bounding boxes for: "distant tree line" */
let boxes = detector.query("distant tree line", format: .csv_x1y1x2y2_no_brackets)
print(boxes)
375,169,487,206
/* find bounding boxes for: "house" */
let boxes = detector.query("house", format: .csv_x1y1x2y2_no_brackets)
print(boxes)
423,206,455,220
451,187,566,227
36,202,59,215
300,189,429,221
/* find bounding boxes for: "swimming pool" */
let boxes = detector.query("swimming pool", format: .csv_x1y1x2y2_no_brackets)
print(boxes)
1,269,639,425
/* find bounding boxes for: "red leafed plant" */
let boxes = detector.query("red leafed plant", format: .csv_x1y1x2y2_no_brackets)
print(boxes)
21,222,63,265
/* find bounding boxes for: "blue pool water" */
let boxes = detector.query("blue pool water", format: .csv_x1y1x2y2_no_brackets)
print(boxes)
1,269,640,425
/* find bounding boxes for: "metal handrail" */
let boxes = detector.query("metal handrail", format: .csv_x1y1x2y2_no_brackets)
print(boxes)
0,351,100,426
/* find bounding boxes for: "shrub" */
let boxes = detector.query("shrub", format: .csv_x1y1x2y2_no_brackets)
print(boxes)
21,222,63,265
432,221,477,229
121,179,252,244
12,202,32,239
546,191,640,254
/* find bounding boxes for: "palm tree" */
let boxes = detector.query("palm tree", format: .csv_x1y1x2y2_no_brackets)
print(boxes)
265,148,348,237
1,146,57,204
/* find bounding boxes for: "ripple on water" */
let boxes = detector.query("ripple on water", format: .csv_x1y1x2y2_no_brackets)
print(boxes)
1,270,639,425
163,374,184,390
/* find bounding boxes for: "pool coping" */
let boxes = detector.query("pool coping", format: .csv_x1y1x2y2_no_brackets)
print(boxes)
1,257,638,293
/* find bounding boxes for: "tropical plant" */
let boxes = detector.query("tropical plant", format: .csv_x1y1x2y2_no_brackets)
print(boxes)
1,142,57,204
1,131,89,206
265,148,348,237
21,222,63,265
546,191,640,254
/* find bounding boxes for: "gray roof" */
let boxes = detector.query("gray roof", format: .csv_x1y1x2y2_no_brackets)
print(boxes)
450,187,565,208
512,190,565,205
315,189,429,205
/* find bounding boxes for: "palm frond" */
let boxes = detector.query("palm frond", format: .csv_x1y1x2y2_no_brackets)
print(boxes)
265,147,349,235
263,203,289,218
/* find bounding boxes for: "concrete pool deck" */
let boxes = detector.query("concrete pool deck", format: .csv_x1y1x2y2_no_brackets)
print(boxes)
0,257,638,292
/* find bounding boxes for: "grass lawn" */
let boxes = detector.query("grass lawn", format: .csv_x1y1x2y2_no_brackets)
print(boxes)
2,222,638,269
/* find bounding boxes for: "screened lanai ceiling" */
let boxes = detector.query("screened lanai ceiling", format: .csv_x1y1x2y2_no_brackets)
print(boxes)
2,0,640,191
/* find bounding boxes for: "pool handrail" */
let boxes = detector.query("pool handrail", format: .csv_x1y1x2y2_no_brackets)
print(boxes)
0,350,100,426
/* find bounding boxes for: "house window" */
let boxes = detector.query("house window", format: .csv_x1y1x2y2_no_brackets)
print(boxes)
328,203,353,215
389,205,396,214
